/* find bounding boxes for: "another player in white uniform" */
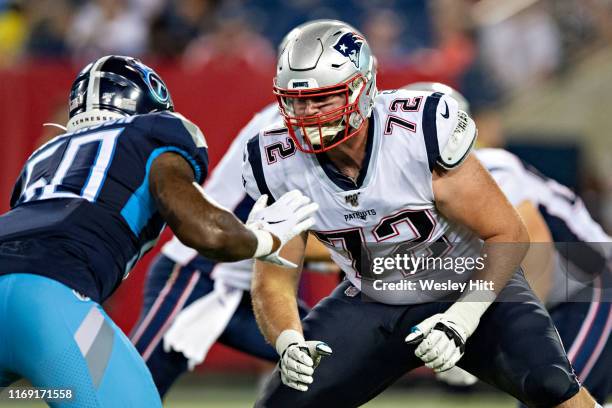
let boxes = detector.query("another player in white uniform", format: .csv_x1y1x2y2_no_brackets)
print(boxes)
245,20,599,407
477,148,612,406
407,82,612,405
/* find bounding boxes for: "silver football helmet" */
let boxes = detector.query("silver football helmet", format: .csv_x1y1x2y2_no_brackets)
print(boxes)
402,82,470,114
277,19,358,57
274,20,377,153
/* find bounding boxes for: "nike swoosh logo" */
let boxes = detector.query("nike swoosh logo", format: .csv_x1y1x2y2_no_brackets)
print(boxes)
441,101,449,119
268,219,287,225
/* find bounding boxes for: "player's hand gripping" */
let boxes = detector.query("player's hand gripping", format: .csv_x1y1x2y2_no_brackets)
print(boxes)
275,330,332,392
246,190,318,268
405,313,470,373
405,291,495,372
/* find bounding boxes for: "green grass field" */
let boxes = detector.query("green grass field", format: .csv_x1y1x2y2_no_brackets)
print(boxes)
0,375,516,407
0,390,514,408
4,375,611,407
164,386,515,408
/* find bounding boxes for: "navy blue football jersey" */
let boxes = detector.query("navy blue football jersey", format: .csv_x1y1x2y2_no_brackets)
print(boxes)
0,111,208,302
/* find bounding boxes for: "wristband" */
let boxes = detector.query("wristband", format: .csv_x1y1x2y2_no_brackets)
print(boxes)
275,329,304,356
445,289,496,336
250,229,274,258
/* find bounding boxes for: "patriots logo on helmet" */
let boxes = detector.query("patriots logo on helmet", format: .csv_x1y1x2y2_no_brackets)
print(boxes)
333,32,364,68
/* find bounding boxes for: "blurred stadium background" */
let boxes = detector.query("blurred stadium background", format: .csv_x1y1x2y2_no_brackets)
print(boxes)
0,0,611,406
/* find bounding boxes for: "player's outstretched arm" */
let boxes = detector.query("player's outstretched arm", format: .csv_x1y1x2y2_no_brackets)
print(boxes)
252,233,332,391
149,152,316,263
406,154,530,372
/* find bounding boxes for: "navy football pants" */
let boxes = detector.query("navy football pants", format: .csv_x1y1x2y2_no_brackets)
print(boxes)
256,272,581,408
548,297,610,404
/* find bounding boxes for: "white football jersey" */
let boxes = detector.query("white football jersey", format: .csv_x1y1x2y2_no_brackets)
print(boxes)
161,103,282,290
243,89,482,304
476,148,610,242
475,148,611,305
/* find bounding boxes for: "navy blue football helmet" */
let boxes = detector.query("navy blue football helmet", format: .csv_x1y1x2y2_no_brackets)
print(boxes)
67,55,174,131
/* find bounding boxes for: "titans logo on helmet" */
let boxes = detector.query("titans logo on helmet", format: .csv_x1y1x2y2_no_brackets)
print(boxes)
131,60,170,103
332,32,363,68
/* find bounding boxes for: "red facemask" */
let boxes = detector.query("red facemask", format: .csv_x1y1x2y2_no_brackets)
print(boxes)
274,74,368,153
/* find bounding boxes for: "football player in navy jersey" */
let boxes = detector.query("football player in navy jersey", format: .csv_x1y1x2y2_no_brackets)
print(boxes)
130,22,343,399
0,55,317,407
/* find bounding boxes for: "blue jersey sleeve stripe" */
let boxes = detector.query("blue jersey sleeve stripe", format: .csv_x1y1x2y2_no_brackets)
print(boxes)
246,135,275,203
121,146,201,236
422,92,443,172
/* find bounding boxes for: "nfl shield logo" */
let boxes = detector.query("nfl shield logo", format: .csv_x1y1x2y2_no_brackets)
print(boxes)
333,32,364,68
345,193,359,207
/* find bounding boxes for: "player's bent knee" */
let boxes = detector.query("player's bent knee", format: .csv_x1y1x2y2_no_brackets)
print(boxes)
521,364,580,407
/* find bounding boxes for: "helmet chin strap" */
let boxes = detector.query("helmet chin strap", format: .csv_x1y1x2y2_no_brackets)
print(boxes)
303,112,366,150
304,122,346,147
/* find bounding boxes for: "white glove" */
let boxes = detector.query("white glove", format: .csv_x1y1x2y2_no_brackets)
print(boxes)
405,290,495,373
405,313,468,372
436,366,478,386
275,329,332,392
247,190,318,268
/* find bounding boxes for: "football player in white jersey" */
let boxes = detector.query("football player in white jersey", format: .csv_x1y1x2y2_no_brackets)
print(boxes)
244,20,600,407
406,82,612,406
477,148,612,407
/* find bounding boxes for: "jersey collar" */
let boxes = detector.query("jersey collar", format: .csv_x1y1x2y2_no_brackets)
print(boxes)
313,113,378,192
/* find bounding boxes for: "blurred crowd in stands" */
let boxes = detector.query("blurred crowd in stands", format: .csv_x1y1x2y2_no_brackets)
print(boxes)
1,0,612,113
2,0,611,97
1,0,612,227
